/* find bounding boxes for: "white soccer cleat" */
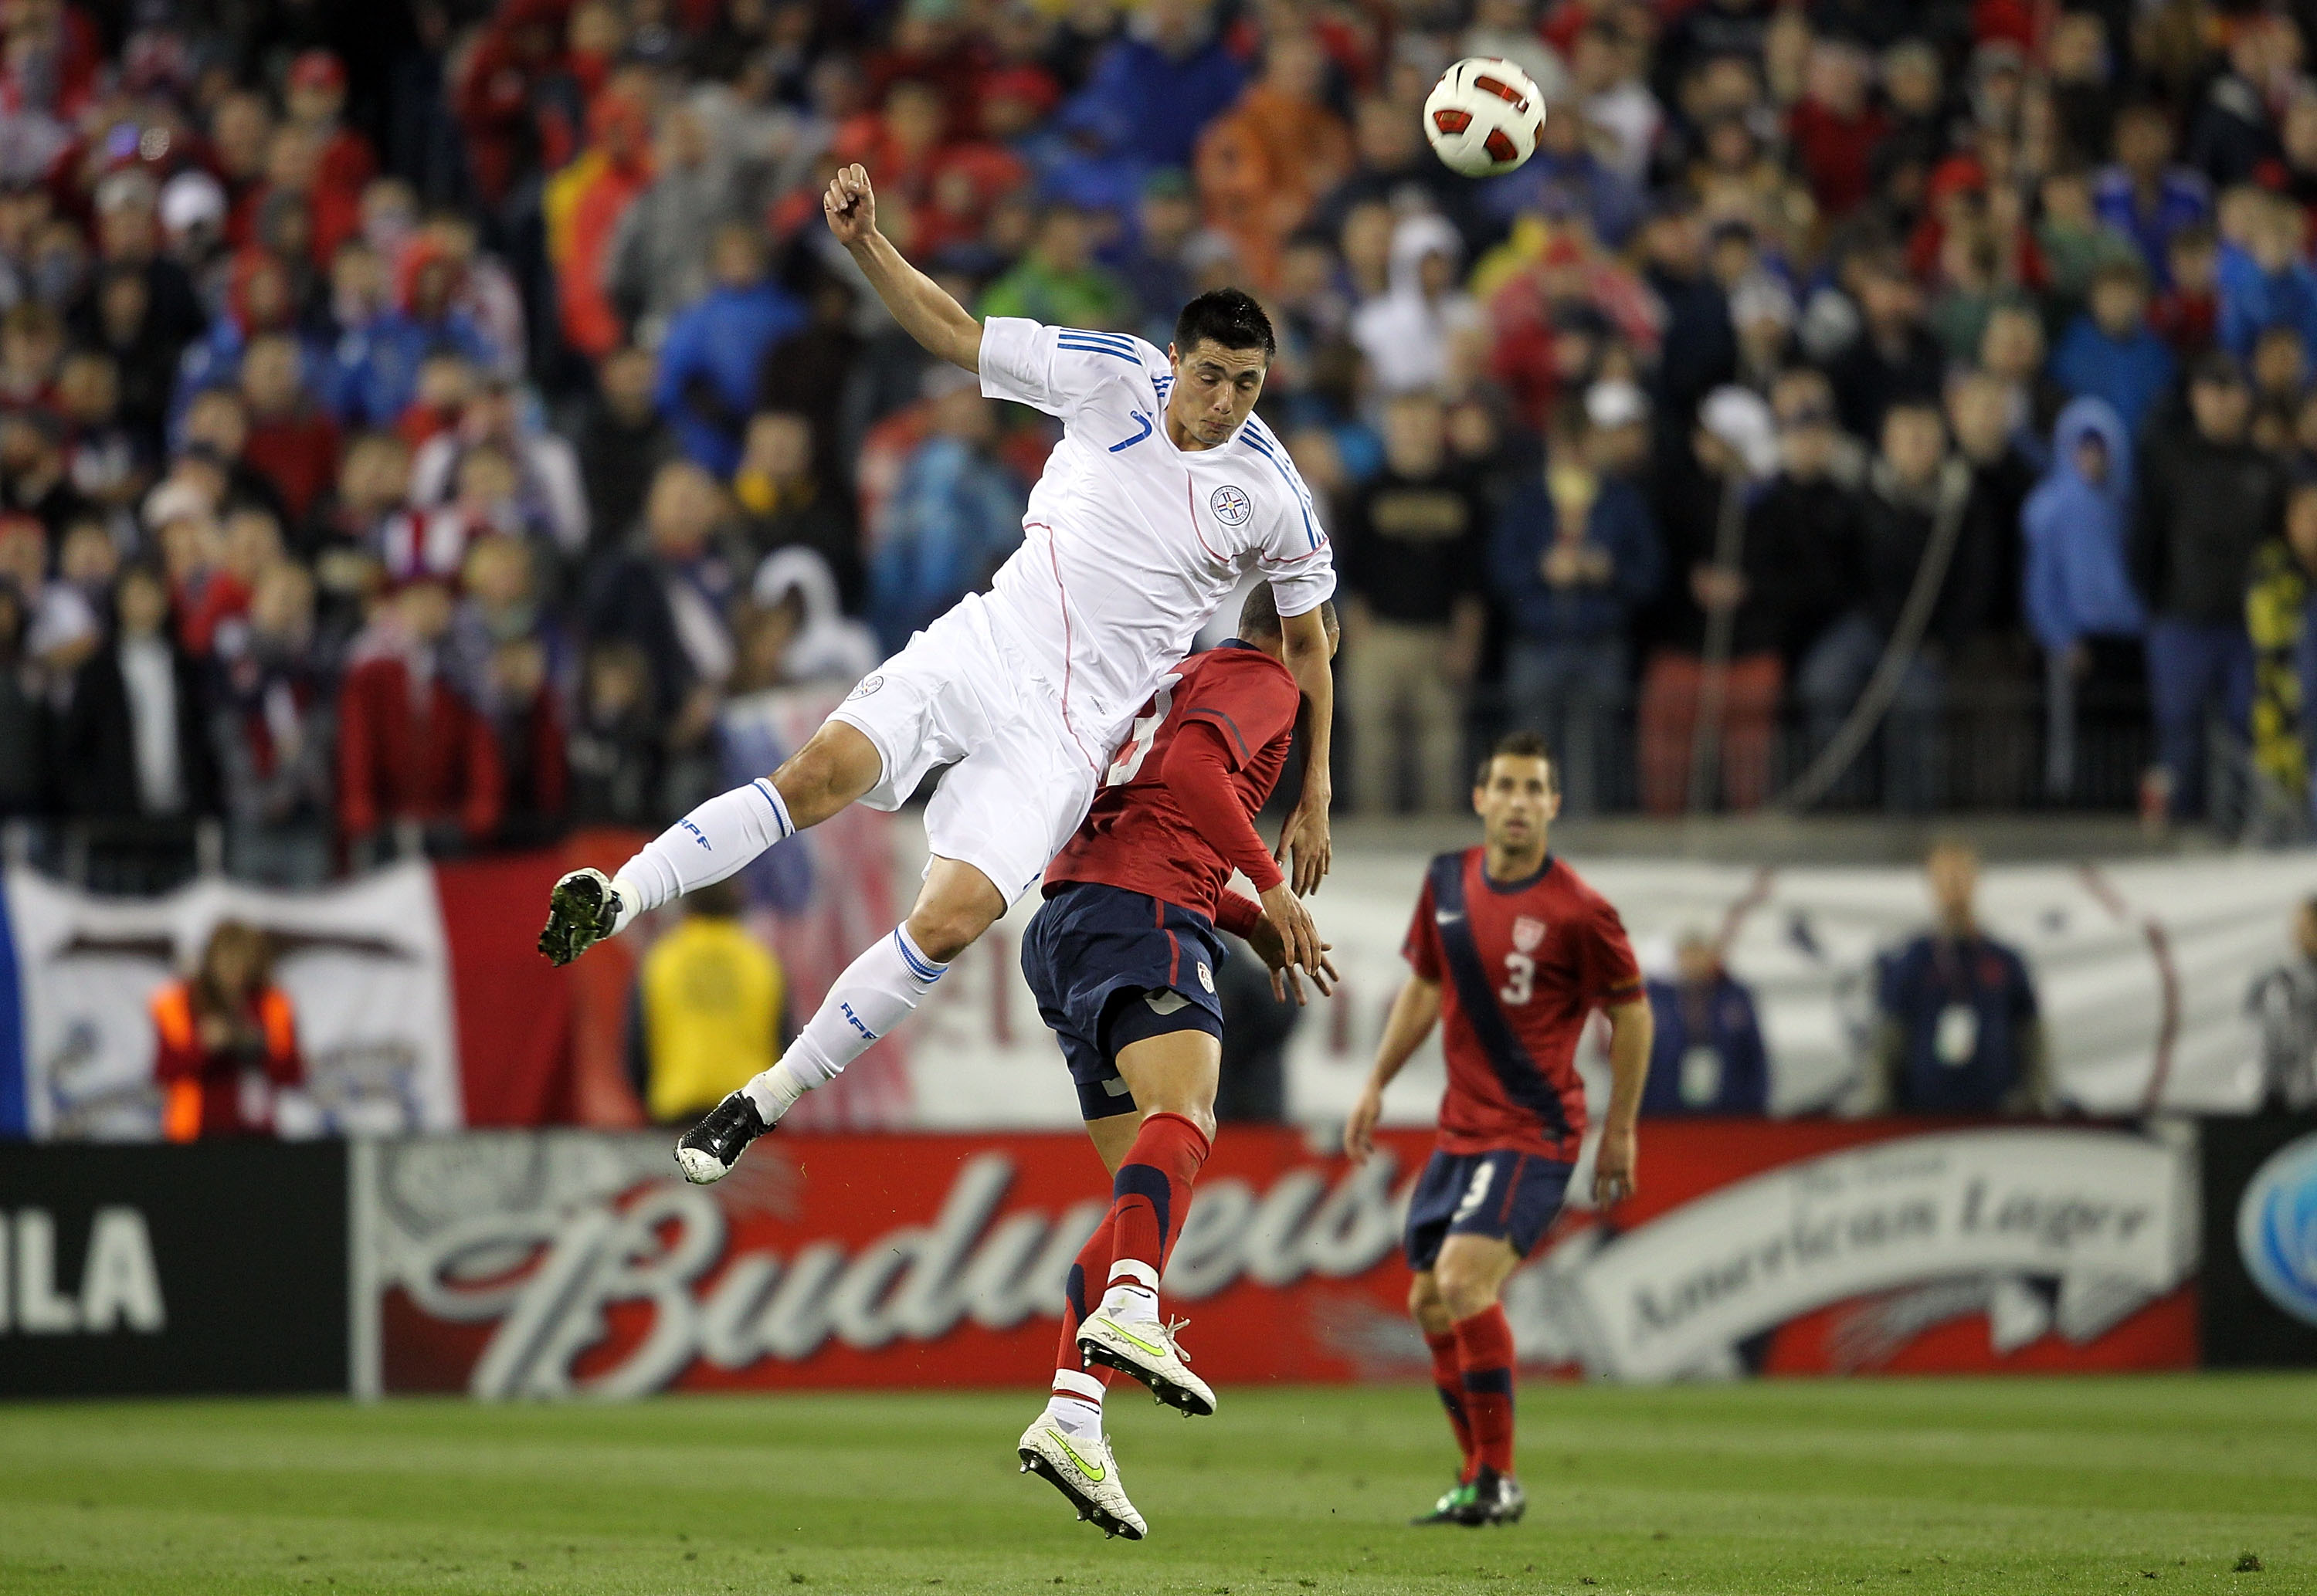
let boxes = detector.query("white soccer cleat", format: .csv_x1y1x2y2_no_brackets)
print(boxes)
1016,1417,1146,1540
1077,1312,1216,1418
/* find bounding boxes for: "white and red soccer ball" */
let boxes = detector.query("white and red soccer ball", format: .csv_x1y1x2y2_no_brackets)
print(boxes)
1423,56,1546,178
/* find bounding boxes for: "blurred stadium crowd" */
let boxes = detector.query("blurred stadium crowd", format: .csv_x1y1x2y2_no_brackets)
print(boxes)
14,0,2317,890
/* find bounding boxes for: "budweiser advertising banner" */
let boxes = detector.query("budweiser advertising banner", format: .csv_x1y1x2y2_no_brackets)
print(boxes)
361,1120,2198,1397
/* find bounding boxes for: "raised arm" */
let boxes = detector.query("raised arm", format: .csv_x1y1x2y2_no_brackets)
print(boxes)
1274,603,1335,895
823,164,982,371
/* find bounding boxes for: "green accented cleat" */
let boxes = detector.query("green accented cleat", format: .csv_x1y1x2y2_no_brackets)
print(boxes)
1411,1480,1477,1526
538,869,623,967
1454,1468,1526,1527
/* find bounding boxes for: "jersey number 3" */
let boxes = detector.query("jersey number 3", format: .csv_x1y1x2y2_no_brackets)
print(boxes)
1104,677,1180,787
1499,952,1535,1006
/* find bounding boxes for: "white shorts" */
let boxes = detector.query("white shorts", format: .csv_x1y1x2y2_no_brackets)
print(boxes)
829,595,1101,906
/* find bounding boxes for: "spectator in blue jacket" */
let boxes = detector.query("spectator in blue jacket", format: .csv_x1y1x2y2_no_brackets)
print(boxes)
2093,102,2211,287
330,242,499,430
2217,189,2317,363
1491,415,1662,812
2024,397,2146,801
1869,842,2051,1117
656,224,808,479
1642,930,1771,1116
1059,0,1247,171
870,370,1026,656
2051,259,2176,435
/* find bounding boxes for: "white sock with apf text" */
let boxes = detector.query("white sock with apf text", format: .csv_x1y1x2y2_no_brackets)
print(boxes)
741,927,948,1122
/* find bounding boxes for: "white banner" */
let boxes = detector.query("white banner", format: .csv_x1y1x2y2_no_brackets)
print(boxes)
5,862,462,1139
889,839,2315,1129
1504,1127,2200,1381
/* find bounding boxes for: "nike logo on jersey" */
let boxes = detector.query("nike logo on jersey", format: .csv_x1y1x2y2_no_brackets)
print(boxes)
1045,1427,1108,1481
1437,911,1465,925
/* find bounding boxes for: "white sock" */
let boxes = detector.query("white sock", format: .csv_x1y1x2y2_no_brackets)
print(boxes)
1046,1368,1105,1436
741,927,947,1121
609,778,794,930
1099,1259,1160,1321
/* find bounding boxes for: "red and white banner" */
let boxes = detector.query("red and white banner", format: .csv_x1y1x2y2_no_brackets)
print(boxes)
361,1120,2197,1396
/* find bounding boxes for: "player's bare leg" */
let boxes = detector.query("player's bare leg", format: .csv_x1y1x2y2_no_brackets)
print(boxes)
675,854,1004,1181
1072,1030,1220,1416
1417,1234,1526,1527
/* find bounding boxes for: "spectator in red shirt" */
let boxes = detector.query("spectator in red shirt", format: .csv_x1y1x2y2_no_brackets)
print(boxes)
209,88,274,252
283,51,378,209
1786,37,1890,220
239,331,340,524
152,920,305,1141
336,571,505,862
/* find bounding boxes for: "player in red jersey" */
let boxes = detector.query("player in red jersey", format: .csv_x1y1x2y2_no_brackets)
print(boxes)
1345,730,1653,1528
1014,585,1339,1539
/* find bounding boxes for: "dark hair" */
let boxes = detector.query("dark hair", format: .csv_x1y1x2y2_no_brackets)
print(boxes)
1174,288,1276,360
1474,730,1558,791
1237,583,1337,642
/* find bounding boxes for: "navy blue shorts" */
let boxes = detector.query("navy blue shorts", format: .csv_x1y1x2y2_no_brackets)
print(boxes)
1403,1148,1576,1272
1021,882,1227,1120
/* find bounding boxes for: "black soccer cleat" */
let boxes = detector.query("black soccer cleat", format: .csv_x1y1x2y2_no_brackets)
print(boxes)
538,868,623,967
1411,1479,1477,1526
675,1091,771,1184
1454,1467,1526,1527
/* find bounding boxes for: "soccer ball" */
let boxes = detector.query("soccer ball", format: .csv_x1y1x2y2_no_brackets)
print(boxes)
1423,57,1545,178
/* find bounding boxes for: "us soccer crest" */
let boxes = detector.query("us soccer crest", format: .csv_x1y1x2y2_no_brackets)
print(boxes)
1512,916,1547,954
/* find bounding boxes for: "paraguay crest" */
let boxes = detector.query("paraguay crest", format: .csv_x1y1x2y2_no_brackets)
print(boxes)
1209,484,1252,526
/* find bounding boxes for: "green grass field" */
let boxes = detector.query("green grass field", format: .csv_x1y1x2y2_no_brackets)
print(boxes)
1,1379,2311,1595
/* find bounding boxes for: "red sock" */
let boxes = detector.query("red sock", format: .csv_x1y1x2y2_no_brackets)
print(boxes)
1102,1111,1210,1301
1452,1305,1517,1476
1426,1329,1479,1482
1055,1210,1121,1387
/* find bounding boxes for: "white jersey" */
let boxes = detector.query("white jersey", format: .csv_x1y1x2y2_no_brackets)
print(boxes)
974,317,1335,770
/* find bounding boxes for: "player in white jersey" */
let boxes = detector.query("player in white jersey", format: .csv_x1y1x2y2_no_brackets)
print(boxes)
538,163,1338,1183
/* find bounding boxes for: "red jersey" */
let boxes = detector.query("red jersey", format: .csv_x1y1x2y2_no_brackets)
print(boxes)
1403,849,1643,1161
1044,641,1298,924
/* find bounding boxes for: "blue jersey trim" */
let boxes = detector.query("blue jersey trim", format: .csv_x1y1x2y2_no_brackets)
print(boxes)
1058,330,1145,365
1239,426,1322,550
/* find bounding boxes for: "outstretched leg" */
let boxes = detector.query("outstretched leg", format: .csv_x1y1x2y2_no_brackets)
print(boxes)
538,720,883,964
674,856,1006,1182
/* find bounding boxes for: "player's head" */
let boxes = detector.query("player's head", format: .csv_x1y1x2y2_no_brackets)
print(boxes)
1168,288,1275,448
1235,582,1338,660
1925,839,1979,930
1472,730,1559,855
